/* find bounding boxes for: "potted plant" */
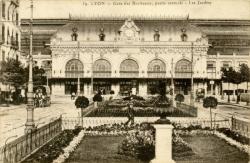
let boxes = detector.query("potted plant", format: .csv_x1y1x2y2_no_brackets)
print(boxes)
93,93,103,108
75,96,89,127
203,96,218,129
175,94,184,104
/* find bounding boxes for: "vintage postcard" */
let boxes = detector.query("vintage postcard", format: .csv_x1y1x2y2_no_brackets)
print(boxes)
0,0,249,162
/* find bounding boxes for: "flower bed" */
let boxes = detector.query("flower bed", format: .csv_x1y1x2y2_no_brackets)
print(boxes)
217,128,249,145
81,123,194,162
87,108,194,117
23,128,81,163
82,123,249,162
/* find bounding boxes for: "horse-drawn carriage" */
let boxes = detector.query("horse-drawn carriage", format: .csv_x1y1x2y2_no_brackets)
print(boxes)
34,85,51,107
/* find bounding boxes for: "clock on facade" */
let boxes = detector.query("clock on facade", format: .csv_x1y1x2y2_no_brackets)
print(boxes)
125,29,134,37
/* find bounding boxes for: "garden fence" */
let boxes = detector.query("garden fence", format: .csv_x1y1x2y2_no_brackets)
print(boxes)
231,117,250,138
176,103,197,117
0,117,62,163
62,116,231,130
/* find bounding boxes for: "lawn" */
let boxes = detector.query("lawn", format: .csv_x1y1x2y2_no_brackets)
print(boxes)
66,134,249,163
178,135,249,163
65,136,142,163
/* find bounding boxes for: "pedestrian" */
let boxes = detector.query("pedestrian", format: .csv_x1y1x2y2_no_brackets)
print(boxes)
71,92,76,100
125,98,135,126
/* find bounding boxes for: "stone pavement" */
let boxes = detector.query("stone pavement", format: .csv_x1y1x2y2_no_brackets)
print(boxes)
0,95,94,148
218,99,250,109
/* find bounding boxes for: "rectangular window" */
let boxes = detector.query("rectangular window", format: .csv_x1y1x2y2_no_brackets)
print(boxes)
223,63,229,68
16,13,19,25
221,61,232,69
1,25,4,43
2,2,5,18
2,50,5,61
16,33,18,47
207,61,216,73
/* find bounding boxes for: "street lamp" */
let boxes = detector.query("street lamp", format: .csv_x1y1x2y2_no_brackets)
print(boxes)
25,0,35,133
171,58,176,107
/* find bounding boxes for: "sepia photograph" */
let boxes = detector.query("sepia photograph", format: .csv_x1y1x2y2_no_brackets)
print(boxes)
0,0,250,162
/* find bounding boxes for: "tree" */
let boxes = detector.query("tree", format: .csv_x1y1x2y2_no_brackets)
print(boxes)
93,93,103,108
221,67,235,102
1,58,26,104
232,71,243,104
75,96,89,127
203,96,218,129
175,94,184,103
239,64,250,92
24,66,46,86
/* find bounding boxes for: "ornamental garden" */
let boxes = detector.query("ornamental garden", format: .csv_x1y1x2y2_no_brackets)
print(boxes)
22,93,249,163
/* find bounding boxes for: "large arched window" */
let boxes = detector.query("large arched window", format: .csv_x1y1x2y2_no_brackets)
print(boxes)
93,59,111,77
175,59,192,78
147,59,166,78
65,59,84,78
120,59,139,77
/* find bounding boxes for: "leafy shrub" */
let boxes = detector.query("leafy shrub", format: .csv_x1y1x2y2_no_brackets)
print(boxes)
93,93,103,102
75,96,89,109
175,94,184,103
203,96,218,109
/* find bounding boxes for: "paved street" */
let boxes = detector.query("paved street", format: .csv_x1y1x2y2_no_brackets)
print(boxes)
216,104,250,120
0,95,86,148
196,101,250,121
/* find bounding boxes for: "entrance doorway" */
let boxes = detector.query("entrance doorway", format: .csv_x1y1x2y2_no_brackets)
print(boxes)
65,80,84,95
120,80,138,96
175,79,191,95
93,81,111,94
147,80,166,95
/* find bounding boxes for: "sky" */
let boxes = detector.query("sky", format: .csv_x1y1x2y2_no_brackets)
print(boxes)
20,0,250,20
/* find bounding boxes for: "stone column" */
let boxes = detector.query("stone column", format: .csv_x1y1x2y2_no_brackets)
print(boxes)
150,125,175,163
111,83,120,95
77,77,80,96
84,84,88,96
204,82,207,96
139,81,147,96
215,83,218,96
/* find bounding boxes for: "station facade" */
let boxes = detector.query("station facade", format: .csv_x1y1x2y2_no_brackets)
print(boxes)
21,17,250,98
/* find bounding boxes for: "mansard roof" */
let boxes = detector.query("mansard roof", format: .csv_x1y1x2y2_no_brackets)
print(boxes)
69,14,189,21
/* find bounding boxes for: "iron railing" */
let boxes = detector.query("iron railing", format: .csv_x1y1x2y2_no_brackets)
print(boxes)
231,117,250,138
0,117,62,163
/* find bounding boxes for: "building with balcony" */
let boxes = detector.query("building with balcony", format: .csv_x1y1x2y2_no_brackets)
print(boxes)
47,17,211,96
20,0,250,97
0,0,21,93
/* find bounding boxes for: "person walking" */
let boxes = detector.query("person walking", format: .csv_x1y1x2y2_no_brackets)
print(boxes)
125,97,135,126
71,92,76,100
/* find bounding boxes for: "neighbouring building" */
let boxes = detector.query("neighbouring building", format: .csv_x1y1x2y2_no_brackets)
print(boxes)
0,0,21,94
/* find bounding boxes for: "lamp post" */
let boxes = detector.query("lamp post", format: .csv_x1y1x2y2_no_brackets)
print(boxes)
76,41,81,96
91,53,94,95
190,42,194,107
25,0,35,133
171,58,176,107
